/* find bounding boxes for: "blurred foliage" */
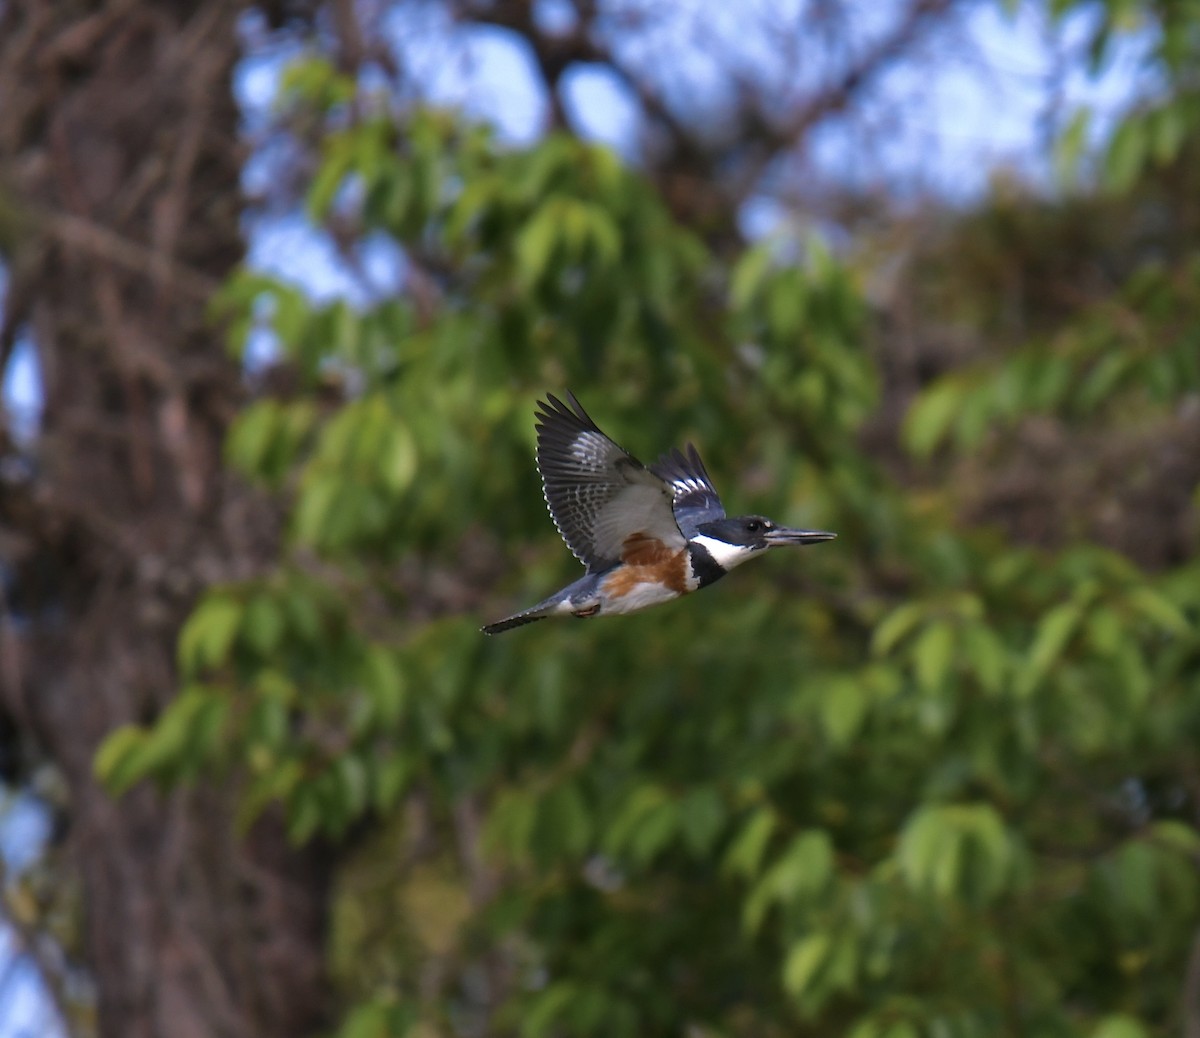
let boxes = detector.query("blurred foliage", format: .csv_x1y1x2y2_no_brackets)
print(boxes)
95,5,1200,1034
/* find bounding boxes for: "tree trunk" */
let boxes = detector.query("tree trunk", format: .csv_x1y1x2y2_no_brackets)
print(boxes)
0,3,331,1035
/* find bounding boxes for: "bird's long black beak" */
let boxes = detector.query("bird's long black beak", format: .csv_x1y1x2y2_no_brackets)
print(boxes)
764,527,837,546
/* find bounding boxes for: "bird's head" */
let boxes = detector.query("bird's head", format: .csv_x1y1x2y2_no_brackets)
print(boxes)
692,515,836,571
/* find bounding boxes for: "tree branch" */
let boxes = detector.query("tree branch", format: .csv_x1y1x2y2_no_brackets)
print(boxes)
450,0,969,227
731,0,965,198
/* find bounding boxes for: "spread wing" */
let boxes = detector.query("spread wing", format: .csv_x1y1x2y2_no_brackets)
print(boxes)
651,443,726,537
535,393,686,572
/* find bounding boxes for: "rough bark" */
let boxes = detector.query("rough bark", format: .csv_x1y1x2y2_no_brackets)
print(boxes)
0,2,331,1036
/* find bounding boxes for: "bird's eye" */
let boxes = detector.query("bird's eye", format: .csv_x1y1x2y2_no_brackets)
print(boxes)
746,520,762,533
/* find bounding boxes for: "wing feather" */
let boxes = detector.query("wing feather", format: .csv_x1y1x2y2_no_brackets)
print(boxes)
650,443,726,537
535,393,685,572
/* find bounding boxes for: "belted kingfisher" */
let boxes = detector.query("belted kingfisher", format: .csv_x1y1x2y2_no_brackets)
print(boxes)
482,393,836,634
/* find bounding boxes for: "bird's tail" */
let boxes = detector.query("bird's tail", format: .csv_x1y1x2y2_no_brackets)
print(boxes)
482,579,592,635
481,604,554,635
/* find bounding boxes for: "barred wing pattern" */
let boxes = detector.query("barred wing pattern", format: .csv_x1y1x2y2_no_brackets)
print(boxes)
535,394,685,573
651,443,726,537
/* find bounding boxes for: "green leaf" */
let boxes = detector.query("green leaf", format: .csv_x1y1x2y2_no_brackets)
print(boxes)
1105,118,1146,193
287,782,324,844
604,785,676,864
361,646,407,729
1150,104,1186,164
1017,601,1083,697
226,401,281,478
335,755,370,820
382,423,418,494
178,593,244,675
783,932,831,999
336,1000,390,1038
1125,586,1189,635
628,799,678,865
1086,606,1122,655
372,755,410,813
328,300,361,361
723,808,777,879
243,593,285,656
485,789,538,862
248,687,291,750
1150,819,1200,854
1112,841,1158,921
849,1018,882,1038
269,283,313,353
515,204,561,288
523,982,580,1038
583,205,621,268
293,474,342,548
790,830,835,893
535,783,591,860
1054,107,1092,184
871,602,925,657
745,829,835,931
913,622,955,695
1111,639,1152,709
962,624,1008,694
730,243,773,311
98,689,223,793
237,759,303,834
961,803,1015,903
1078,351,1134,412
930,821,963,899
94,725,148,794
678,786,725,858
768,275,806,336
1091,1016,1149,1038
183,694,231,776
308,133,355,219
819,677,868,747
278,56,355,110
899,806,955,896
903,379,963,458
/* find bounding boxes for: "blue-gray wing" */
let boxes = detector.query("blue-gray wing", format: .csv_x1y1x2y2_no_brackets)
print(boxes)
651,443,726,537
535,393,686,573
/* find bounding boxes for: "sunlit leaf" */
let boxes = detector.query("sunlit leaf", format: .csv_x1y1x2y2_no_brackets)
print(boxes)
1091,1015,1149,1038
913,622,955,695
903,379,963,458
178,593,244,675
1017,601,1083,697
871,602,926,657
723,808,777,879
783,932,831,999
1105,118,1146,192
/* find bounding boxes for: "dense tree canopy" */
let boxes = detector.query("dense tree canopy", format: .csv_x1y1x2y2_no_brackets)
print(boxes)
3,1,1200,1036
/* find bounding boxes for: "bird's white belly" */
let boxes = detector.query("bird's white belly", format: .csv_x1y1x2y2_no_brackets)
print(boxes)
602,581,681,615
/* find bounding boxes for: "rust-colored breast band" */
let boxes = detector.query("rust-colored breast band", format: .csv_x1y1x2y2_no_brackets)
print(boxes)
606,533,690,597
621,531,678,566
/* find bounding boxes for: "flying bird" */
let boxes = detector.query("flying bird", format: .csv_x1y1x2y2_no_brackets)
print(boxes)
482,393,836,634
